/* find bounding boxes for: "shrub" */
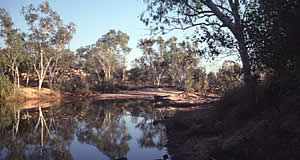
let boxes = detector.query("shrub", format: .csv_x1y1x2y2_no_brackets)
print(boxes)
0,104,14,128
184,79,194,92
60,75,92,96
0,75,14,102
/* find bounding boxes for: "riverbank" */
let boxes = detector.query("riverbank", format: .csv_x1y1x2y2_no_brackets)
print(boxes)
4,87,299,160
6,87,61,102
6,87,217,109
165,88,300,160
91,88,183,100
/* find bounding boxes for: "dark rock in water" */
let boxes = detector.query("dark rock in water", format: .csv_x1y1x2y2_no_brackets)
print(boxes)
154,154,169,160
163,154,169,160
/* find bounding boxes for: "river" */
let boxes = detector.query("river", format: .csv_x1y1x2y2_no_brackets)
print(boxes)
0,99,175,160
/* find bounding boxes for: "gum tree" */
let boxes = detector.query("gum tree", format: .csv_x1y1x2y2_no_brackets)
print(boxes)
141,0,257,97
22,1,75,90
78,30,131,87
48,23,76,89
0,8,26,89
138,37,170,87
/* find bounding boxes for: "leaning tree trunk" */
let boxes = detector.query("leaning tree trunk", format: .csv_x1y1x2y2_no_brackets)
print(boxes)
235,27,256,105
204,0,255,101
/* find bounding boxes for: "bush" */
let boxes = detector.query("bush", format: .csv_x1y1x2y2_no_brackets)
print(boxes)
184,79,194,92
60,75,92,96
0,103,16,128
0,75,14,102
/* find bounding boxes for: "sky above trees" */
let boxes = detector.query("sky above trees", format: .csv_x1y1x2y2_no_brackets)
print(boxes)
0,0,237,71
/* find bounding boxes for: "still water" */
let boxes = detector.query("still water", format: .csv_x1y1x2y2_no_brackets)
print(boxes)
0,100,174,160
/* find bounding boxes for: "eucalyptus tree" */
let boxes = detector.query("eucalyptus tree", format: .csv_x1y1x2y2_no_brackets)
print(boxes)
21,42,34,87
216,60,241,93
168,40,199,89
141,0,257,97
48,22,76,89
207,71,218,93
79,30,131,88
100,30,131,84
192,67,208,93
0,8,26,89
22,1,75,90
128,57,152,83
138,37,170,87
0,48,7,77
54,49,76,85
245,0,300,88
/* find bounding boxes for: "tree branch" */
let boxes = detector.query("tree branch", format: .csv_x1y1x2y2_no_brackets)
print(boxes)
202,0,235,31
215,4,233,16
173,22,223,31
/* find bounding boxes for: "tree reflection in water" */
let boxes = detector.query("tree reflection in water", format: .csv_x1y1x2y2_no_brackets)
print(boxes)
0,99,171,160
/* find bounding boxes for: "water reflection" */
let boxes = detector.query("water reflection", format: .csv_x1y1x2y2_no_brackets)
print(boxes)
0,100,174,160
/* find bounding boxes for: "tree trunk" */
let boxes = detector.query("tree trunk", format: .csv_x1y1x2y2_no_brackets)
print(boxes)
38,78,43,91
235,29,256,105
122,56,126,83
151,66,156,87
26,72,30,87
96,72,102,85
156,76,160,87
122,67,126,83
48,78,53,89
48,67,55,89
156,73,162,87
15,66,20,88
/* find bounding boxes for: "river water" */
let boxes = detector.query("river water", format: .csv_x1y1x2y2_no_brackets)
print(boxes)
0,100,174,160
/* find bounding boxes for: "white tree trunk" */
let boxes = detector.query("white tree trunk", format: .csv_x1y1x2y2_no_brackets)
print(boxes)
26,71,30,87
38,78,43,91
15,66,20,88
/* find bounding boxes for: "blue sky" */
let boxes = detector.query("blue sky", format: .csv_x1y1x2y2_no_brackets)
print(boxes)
0,0,238,71
0,0,151,65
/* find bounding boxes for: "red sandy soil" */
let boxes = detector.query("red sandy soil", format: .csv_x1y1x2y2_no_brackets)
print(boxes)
6,87,61,110
11,87,218,110
8,87,60,101
91,88,184,100
92,88,219,105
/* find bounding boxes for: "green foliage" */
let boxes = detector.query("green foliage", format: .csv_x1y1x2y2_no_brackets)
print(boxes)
0,103,14,128
0,75,14,101
0,8,26,88
77,29,131,90
245,0,300,92
136,36,199,88
192,67,208,94
60,75,91,96
184,79,194,92
22,1,76,90
141,0,255,86
128,67,152,83
216,61,242,94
